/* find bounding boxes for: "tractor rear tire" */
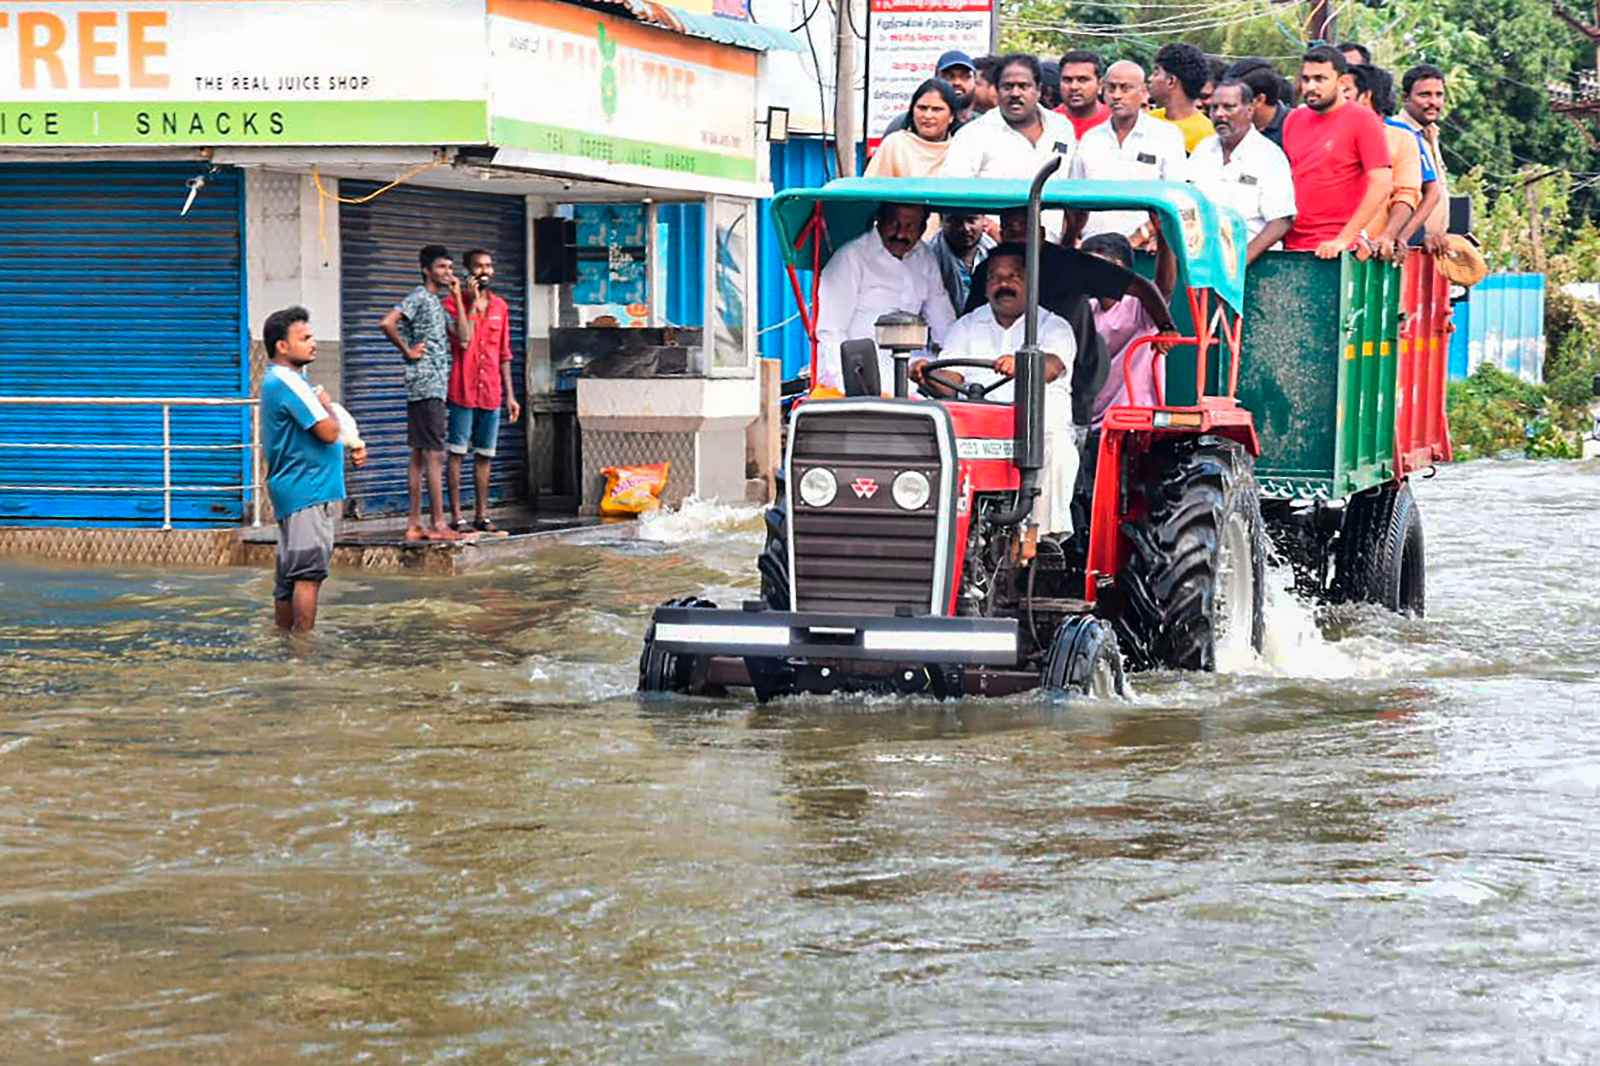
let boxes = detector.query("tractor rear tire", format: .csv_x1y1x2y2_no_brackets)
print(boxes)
1334,482,1425,616
1040,615,1126,697
1116,436,1267,672
638,596,721,695
756,473,790,611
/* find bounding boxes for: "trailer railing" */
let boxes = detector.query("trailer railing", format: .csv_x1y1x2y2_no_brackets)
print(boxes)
0,396,262,529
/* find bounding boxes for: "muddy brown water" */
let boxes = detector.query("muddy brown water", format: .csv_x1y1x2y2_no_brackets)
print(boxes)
2,460,1597,1063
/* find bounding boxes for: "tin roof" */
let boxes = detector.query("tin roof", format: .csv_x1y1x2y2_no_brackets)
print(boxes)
574,0,804,51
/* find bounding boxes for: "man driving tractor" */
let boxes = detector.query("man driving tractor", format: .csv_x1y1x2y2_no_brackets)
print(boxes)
910,244,1078,536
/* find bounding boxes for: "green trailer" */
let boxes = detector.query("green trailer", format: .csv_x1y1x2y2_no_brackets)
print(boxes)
1219,251,1452,610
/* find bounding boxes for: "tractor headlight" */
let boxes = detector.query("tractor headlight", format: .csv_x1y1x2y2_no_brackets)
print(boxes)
798,467,837,508
892,470,931,511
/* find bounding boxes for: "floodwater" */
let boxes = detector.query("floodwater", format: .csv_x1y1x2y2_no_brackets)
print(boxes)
2,460,1597,1064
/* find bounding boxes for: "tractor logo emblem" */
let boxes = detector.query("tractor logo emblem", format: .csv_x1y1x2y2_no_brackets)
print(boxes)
850,477,879,499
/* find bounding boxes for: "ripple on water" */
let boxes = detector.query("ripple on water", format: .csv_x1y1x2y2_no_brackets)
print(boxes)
0,461,1596,1061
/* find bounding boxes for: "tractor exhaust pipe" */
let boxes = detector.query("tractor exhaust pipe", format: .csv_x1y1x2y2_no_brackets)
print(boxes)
990,154,1062,527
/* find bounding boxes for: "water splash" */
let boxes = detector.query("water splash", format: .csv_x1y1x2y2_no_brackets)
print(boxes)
637,496,764,545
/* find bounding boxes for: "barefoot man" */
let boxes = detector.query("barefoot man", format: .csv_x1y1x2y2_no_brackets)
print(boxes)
260,306,367,631
380,244,474,541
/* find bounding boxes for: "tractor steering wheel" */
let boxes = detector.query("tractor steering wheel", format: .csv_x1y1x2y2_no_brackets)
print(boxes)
914,358,1012,403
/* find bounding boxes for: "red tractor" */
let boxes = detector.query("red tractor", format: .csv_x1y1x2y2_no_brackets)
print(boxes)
639,160,1450,700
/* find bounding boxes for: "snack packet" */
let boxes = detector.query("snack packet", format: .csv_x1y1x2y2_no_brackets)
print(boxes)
600,462,670,515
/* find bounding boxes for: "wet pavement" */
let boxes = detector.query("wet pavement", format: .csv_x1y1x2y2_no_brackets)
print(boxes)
1,459,1597,1063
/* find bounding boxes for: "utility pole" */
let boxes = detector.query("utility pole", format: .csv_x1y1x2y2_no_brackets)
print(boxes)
834,0,857,177
1527,180,1548,271
989,0,1001,54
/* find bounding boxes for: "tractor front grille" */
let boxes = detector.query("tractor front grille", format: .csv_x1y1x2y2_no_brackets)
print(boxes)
789,406,949,617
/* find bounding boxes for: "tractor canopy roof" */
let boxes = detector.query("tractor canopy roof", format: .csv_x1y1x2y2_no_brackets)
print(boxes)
771,177,1249,311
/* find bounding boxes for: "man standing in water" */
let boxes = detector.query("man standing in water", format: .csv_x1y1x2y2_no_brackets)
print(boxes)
259,305,366,631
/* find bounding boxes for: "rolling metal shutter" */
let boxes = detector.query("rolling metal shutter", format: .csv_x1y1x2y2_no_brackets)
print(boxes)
339,183,528,517
0,163,247,527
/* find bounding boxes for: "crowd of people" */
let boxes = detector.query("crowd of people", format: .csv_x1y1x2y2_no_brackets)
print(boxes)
827,41,1454,542
260,243,522,630
861,42,1451,265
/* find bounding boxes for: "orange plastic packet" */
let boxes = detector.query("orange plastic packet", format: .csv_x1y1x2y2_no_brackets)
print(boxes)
600,462,670,515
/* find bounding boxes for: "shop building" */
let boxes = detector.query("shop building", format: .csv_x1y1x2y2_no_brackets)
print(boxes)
0,0,821,533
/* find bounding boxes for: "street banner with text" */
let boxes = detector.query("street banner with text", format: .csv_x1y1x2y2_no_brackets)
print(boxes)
864,0,990,150
0,0,489,145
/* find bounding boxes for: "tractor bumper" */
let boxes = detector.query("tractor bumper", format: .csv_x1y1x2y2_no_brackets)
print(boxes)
650,605,1024,700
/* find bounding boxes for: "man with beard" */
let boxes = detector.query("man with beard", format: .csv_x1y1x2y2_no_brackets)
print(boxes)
1055,49,1110,138
815,202,955,391
926,211,995,313
441,248,521,535
880,50,979,136
1189,79,1296,263
1395,63,1451,254
1069,59,1187,245
1281,45,1392,257
913,244,1080,536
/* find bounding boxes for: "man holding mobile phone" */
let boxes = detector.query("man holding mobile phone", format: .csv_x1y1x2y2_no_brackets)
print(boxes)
442,248,521,535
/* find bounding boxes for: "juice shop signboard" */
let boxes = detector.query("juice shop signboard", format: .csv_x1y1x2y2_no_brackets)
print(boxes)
0,1,490,144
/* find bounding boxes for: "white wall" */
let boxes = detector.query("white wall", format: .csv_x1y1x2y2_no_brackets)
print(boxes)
244,169,344,397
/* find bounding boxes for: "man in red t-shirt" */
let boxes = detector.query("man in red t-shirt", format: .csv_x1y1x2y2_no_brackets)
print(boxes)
1056,49,1111,138
1281,45,1393,257
441,248,521,535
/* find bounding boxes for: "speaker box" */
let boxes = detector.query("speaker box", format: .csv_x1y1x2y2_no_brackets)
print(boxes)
533,216,577,284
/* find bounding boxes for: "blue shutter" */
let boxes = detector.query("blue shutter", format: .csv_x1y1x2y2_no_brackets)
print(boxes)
339,183,528,517
0,162,247,527
758,138,833,378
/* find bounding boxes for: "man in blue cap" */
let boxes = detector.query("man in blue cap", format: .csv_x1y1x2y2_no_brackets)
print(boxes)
880,49,979,138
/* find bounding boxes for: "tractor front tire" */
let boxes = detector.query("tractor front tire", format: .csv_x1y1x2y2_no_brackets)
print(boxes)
1040,615,1126,697
756,473,789,611
638,596,721,695
1117,436,1267,672
1335,482,1425,615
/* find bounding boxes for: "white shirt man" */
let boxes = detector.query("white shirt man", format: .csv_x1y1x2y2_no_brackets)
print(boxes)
942,58,1077,240
815,204,956,391
935,252,1078,535
1069,110,1188,239
1188,126,1296,239
942,103,1078,182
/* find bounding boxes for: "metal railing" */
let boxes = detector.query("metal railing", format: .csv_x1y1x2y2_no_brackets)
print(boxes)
0,396,262,529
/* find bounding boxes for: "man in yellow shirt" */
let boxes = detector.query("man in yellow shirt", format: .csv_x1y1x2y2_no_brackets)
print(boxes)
1149,43,1216,153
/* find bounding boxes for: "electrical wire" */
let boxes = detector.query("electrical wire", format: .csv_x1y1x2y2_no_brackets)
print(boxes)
797,0,836,177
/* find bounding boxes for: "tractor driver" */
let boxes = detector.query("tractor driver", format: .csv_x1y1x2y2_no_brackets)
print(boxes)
910,244,1079,537
964,207,1178,429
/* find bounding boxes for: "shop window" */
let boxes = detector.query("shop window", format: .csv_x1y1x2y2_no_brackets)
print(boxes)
708,195,755,374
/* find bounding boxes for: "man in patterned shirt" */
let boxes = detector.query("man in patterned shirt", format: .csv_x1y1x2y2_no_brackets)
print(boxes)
381,244,473,541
